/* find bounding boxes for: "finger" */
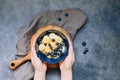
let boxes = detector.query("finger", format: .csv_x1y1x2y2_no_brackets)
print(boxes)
68,40,74,54
68,49,74,57
31,47,43,63
43,62,47,66
31,50,33,59
68,38,73,49
66,52,75,64
31,51,34,64
66,35,73,48
68,52,72,58
31,47,38,59
68,42,73,50
66,51,74,61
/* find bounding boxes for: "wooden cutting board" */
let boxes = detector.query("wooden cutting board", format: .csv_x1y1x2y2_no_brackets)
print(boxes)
9,25,72,70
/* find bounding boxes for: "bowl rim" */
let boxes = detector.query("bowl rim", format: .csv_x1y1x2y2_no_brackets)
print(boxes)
36,30,69,64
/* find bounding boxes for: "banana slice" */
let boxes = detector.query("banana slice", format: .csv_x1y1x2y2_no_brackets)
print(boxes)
42,50,46,54
45,45,52,53
47,55,52,59
49,33,57,39
61,46,66,53
39,44,45,51
54,55,59,59
55,35,62,43
42,35,50,44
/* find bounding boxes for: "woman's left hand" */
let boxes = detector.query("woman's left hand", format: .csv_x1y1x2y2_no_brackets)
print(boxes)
31,48,47,80
31,48,47,72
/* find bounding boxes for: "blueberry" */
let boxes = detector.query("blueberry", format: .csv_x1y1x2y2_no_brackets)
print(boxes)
61,43,64,46
59,44,63,47
57,52,61,56
56,42,59,45
44,43,47,46
54,51,58,54
48,44,51,46
83,48,89,54
56,42,61,46
65,13,69,17
48,44,53,49
85,48,89,52
53,54,57,57
52,39,55,42
45,54,48,57
83,51,87,54
58,46,61,49
59,50,62,53
51,54,56,58
46,53,51,56
82,41,86,46
54,48,58,51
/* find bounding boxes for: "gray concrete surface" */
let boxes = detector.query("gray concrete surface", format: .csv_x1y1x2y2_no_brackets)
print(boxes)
0,0,120,80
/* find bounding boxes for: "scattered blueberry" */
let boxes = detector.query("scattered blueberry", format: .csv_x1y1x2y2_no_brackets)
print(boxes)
82,41,86,46
65,13,69,17
83,48,89,55
85,48,89,52
83,51,87,54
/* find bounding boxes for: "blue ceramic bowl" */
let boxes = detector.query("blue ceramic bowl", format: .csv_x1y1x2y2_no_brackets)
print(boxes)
35,30,69,64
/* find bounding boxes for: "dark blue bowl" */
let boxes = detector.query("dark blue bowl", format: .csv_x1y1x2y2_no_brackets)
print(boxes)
35,30,69,64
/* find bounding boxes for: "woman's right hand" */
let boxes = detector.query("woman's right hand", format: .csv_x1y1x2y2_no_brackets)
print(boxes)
59,37,75,80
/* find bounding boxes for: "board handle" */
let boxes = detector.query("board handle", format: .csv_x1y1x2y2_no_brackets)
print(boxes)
9,53,31,70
